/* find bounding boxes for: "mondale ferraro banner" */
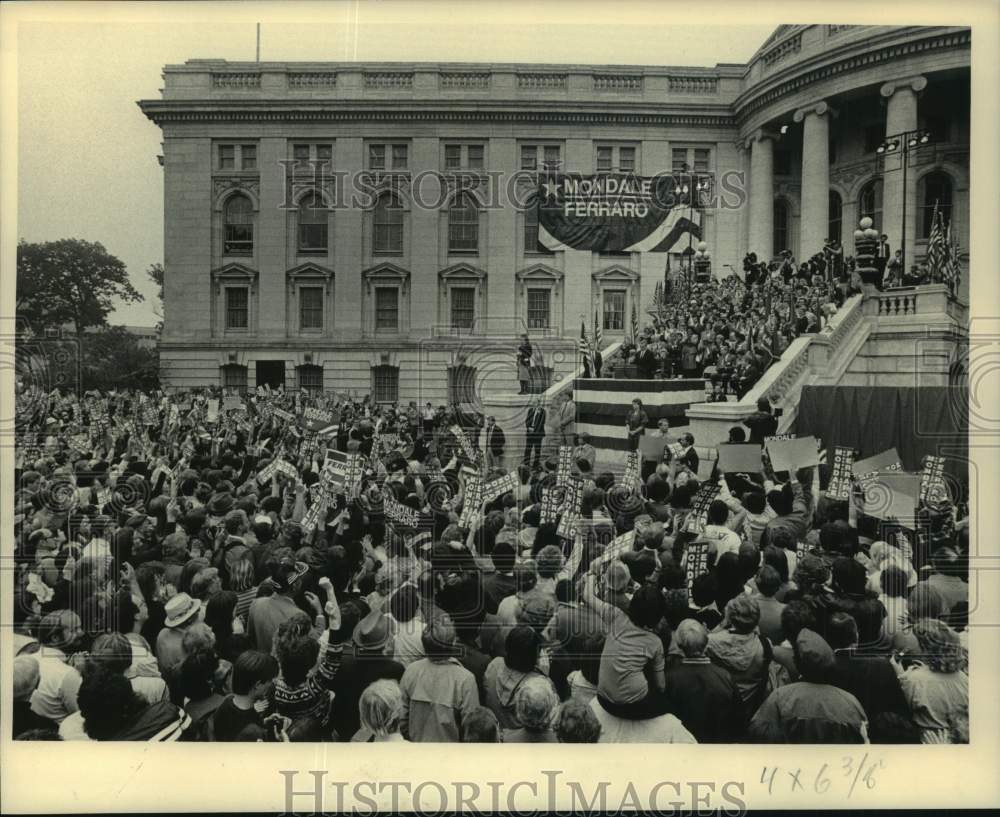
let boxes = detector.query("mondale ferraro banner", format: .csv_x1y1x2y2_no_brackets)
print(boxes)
535,173,702,253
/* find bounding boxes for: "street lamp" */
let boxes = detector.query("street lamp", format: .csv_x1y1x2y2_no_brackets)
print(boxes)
876,129,932,271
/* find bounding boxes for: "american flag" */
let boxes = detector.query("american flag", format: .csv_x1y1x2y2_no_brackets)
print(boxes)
593,308,603,357
925,201,945,279
630,299,639,345
578,318,593,374
943,217,961,296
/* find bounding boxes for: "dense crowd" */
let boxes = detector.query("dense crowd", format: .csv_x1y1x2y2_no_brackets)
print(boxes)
619,249,858,398
11,381,969,744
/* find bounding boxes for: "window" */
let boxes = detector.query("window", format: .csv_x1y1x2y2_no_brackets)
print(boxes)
298,193,328,253
223,195,254,255
221,364,247,390
672,149,688,175
920,172,953,238
366,141,410,170
858,179,883,233
520,145,538,171
450,287,475,329
241,145,257,170
444,143,485,171
596,144,638,173
369,144,386,170
316,144,333,164
448,193,479,253
293,144,310,168
527,288,551,329
392,144,408,170
299,286,324,330
373,193,403,254
371,365,399,403
828,191,843,244
520,144,562,171
298,364,323,393
225,287,249,330
218,144,257,172
693,148,711,173
773,199,790,254
375,287,399,331
602,290,626,331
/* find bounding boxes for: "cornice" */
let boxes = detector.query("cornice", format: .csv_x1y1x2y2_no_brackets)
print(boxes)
733,27,970,124
138,99,737,128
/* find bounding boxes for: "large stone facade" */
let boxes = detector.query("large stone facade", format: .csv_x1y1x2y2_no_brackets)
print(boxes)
139,24,970,401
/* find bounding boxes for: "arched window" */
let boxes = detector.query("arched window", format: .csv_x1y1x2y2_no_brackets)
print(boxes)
373,193,403,255
773,199,790,256
920,172,953,238
828,190,843,244
298,193,328,253
224,195,254,255
858,179,883,233
448,193,479,253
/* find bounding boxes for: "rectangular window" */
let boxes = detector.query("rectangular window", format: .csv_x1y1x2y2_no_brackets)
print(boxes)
672,148,688,175
372,366,399,403
225,287,249,330
448,205,478,253
316,144,333,165
240,145,257,170
299,286,324,330
450,287,475,329
602,290,626,331
392,144,408,169
543,145,560,171
369,144,386,170
298,365,323,392
520,145,537,170
693,148,711,172
619,146,636,172
596,146,613,173
222,364,247,390
467,144,484,169
293,144,310,168
445,144,462,170
375,287,399,331
219,145,235,170
527,288,551,329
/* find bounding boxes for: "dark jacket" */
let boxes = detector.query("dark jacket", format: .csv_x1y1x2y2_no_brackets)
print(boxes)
525,407,546,436
330,651,406,741
484,424,506,456
664,658,741,743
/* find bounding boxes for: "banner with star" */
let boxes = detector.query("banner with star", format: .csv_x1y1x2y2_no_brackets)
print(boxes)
536,173,701,253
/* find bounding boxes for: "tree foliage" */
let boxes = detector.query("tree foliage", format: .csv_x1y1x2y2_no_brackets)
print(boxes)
80,326,159,391
16,239,143,335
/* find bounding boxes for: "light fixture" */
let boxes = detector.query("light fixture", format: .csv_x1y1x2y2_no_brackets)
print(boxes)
674,183,689,196
907,136,918,148
780,124,789,135
919,132,931,144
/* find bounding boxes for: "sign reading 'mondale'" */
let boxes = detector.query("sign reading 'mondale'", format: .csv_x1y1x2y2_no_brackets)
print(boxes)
536,173,702,253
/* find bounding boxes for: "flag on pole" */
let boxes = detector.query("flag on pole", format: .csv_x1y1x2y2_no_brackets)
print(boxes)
630,299,639,345
578,318,594,375
593,309,602,358
925,201,945,279
943,217,961,296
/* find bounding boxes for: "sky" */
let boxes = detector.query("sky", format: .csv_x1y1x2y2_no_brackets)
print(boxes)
15,1,777,327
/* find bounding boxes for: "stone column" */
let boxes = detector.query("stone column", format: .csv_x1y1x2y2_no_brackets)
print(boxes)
880,76,927,269
793,101,836,259
746,129,776,260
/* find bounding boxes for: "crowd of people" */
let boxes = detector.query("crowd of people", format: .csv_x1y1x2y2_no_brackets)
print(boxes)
10,377,969,745
618,248,858,399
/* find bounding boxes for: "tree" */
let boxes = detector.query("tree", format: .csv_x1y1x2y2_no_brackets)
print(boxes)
16,239,143,335
80,326,159,391
147,262,164,328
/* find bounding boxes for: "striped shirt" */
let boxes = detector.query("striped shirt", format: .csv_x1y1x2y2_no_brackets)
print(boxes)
273,634,344,727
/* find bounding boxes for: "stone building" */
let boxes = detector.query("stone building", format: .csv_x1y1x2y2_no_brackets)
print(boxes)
138,24,970,401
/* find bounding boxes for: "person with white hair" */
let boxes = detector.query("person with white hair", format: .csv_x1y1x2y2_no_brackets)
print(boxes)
352,679,407,742
501,675,559,743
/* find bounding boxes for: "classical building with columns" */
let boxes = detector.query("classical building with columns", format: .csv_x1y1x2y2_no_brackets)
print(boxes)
139,24,970,401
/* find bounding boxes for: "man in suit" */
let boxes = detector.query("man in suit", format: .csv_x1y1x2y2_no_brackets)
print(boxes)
522,398,546,470
558,392,576,448
483,415,506,473
876,234,891,283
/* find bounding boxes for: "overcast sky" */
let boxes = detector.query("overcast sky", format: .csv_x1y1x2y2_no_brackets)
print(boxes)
15,2,776,326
